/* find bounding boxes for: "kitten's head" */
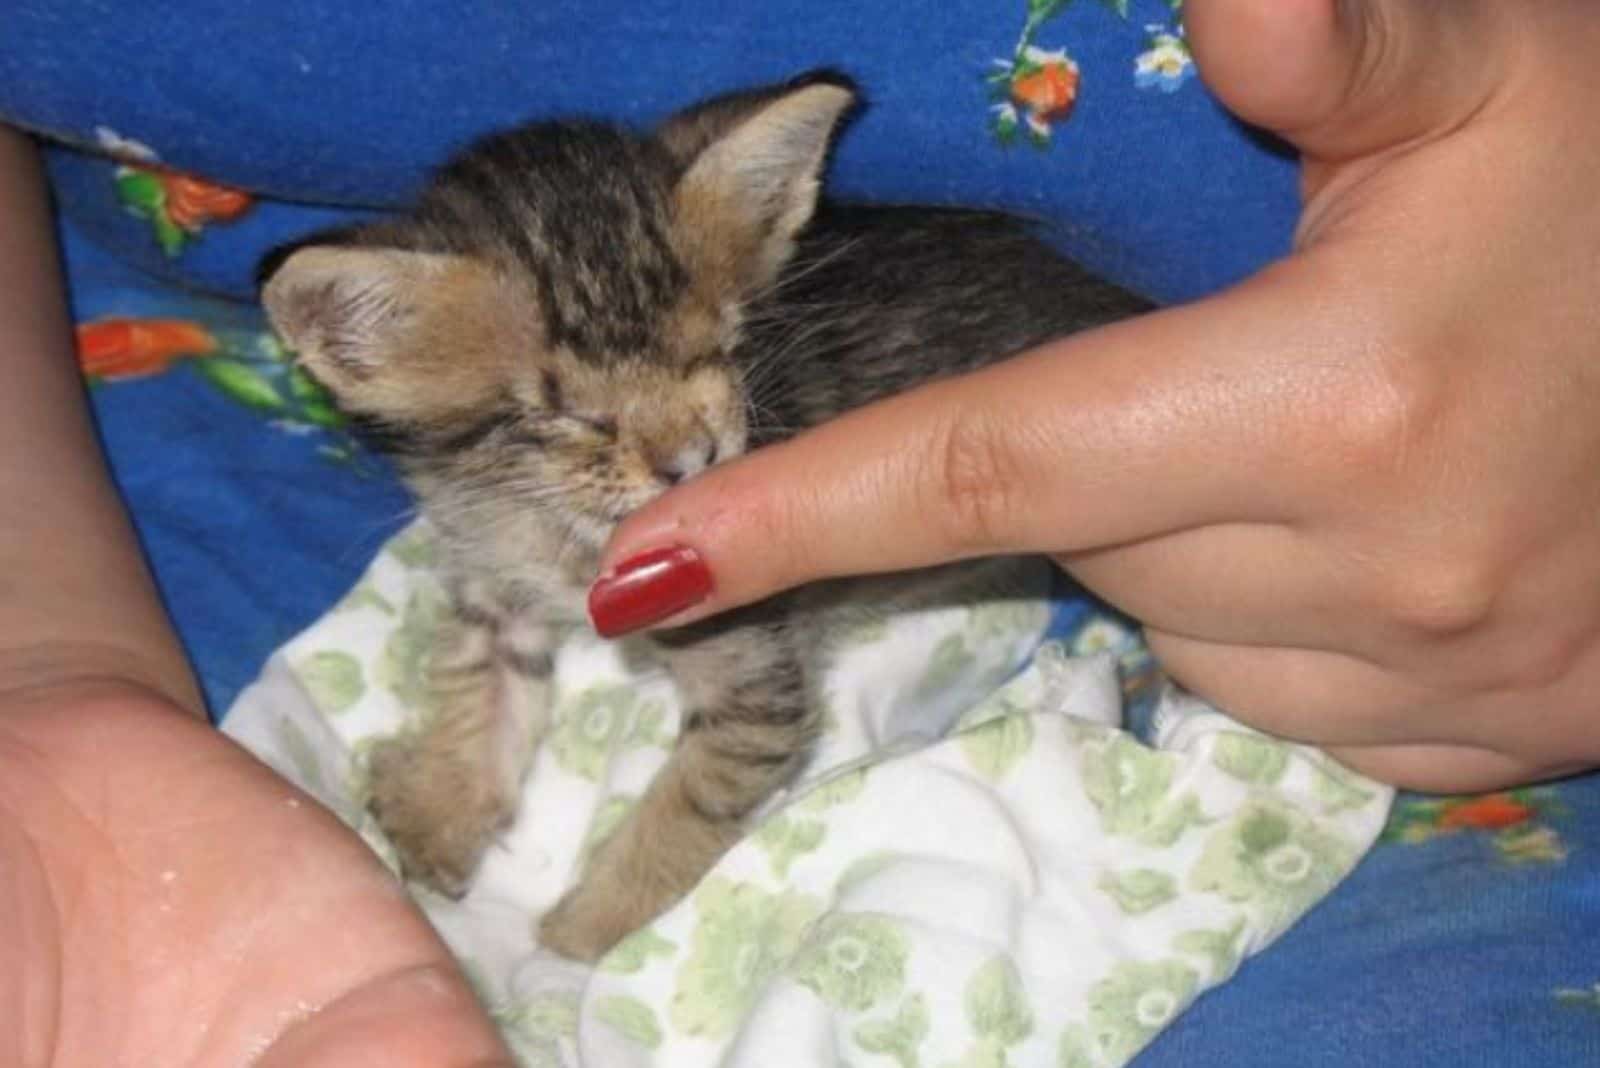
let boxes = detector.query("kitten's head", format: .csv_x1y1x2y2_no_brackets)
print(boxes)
261,72,857,567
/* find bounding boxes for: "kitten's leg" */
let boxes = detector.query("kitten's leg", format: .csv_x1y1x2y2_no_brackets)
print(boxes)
367,593,555,895
539,624,810,961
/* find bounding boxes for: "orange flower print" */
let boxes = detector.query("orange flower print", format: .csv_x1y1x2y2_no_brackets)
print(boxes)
1011,51,1080,124
77,318,218,380
1383,787,1567,865
99,127,255,257
161,173,253,231
991,45,1081,146
1438,793,1535,831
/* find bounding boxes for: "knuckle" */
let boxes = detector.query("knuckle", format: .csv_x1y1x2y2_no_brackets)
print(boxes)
927,406,1021,555
1298,338,1444,502
1382,557,1501,637
1325,353,1436,474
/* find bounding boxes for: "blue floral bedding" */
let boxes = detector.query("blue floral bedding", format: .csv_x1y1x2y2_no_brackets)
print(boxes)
8,0,1600,1061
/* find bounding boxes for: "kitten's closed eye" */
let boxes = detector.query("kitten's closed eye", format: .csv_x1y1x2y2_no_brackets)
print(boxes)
540,370,619,437
573,413,619,437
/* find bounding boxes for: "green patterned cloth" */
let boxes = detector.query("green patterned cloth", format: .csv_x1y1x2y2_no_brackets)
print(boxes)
225,522,1392,1067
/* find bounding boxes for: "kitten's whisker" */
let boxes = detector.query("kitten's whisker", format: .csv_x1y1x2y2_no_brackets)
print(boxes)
744,235,865,303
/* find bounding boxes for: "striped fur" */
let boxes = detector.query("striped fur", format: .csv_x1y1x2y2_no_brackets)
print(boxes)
261,71,1149,960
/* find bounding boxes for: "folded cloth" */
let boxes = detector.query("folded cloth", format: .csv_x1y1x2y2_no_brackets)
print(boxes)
223,521,1391,1067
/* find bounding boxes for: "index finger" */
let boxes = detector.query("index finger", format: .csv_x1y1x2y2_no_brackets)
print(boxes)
591,255,1378,632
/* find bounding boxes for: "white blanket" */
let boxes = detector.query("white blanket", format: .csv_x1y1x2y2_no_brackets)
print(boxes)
224,522,1392,1067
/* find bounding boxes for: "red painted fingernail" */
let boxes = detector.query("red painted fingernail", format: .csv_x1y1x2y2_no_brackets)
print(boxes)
588,545,713,638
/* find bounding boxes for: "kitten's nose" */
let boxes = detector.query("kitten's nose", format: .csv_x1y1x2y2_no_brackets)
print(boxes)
652,438,718,485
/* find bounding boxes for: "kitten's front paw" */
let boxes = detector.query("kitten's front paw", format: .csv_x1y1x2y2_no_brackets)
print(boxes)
538,877,659,963
366,734,513,896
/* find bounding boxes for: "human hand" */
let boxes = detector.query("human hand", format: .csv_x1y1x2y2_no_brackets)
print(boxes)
0,683,514,1068
589,0,1600,793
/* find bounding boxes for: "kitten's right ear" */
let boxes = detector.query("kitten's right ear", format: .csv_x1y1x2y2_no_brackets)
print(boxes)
261,245,453,397
663,71,859,293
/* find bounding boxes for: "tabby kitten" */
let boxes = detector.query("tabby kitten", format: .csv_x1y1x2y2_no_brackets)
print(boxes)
261,71,1148,960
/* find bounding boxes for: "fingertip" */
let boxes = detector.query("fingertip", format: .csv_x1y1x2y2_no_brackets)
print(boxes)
1188,0,1508,160
587,544,714,637
591,448,803,632
1185,0,1346,135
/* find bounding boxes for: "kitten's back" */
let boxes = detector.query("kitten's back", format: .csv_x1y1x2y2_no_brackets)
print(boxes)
742,204,1151,442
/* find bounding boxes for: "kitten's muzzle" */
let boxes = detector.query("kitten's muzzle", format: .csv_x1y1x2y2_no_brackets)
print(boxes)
651,438,719,486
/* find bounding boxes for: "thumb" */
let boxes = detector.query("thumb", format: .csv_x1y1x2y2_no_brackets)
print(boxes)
587,260,1360,637
1185,0,1509,163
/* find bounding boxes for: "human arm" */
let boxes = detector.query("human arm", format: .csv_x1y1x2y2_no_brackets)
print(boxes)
0,124,514,1068
0,123,202,711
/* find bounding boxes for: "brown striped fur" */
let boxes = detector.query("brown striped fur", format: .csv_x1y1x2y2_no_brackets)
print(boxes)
261,71,1148,960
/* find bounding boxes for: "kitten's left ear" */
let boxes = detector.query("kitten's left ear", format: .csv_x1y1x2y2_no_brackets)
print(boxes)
261,244,505,419
665,71,859,291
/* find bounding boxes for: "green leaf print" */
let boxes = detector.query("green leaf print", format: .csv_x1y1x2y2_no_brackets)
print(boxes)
275,714,328,797
1210,732,1289,785
914,633,978,702
669,877,822,1038
594,995,663,1049
625,698,674,751
855,994,930,1068
385,526,439,569
960,712,1036,781
1554,983,1600,1013
286,364,345,427
192,357,287,412
940,958,1034,1068
492,988,581,1064
943,1039,1011,1068
1056,1024,1094,1068
788,912,909,1013
519,989,581,1036
1306,753,1378,815
967,956,1034,1045
600,925,676,975
969,598,1049,642
549,684,638,781
153,215,186,256
581,794,636,866
1087,959,1198,1063
1188,801,1356,933
847,612,893,646
1098,869,1178,915
1172,917,1247,981
376,586,446,714
116,168,164,212
335,578,394,616
1081,734,1208,846
755,813,827,879
797,765,869,814
294,650,366,714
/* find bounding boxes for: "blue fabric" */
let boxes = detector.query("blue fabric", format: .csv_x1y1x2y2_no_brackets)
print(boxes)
61,220,413,713
1148,777,1600,1066
6,1,1599,1063
4,0,1294,303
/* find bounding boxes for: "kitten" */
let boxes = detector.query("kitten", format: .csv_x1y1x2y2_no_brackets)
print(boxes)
260,71,1149,960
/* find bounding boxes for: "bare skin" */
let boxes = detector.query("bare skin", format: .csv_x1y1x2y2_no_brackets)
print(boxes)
0,127,514,1067
600,0,1600,794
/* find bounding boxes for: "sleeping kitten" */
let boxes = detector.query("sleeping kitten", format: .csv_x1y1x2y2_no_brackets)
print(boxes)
260,71,1149,960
